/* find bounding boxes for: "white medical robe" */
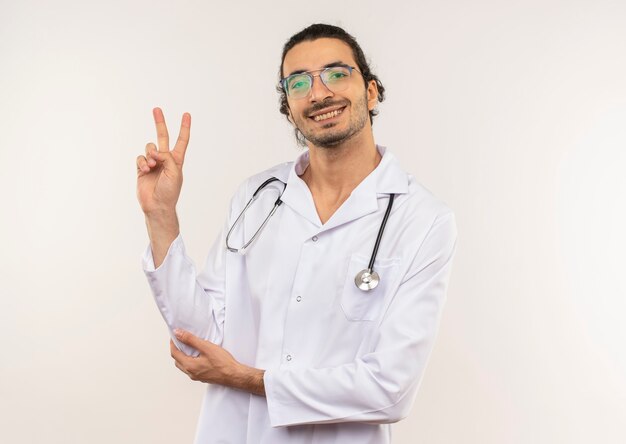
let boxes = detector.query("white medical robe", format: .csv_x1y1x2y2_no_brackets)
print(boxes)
143,146,457,443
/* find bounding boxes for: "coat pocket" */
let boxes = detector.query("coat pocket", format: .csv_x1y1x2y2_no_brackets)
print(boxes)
340,254,400,321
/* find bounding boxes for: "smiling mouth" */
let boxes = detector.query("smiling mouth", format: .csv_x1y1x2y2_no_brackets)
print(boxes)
309,106,346,122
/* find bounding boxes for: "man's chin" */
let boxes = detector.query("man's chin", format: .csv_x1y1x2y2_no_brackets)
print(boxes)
303,129,356,148
309,135,347,148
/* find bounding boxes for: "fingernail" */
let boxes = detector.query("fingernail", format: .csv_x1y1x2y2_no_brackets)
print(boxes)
174,328,182,338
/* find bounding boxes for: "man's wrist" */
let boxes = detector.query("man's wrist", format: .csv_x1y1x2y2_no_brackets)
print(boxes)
145,211,180,268
232,363,266,397
145,208,178,228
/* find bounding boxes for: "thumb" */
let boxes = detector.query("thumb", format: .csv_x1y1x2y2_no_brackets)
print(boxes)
150,150,178,170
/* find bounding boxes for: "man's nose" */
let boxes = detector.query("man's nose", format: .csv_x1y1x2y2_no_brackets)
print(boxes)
309,74,333,102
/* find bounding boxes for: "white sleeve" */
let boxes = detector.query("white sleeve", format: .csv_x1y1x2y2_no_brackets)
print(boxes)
263,212,457,427
142,228,227,357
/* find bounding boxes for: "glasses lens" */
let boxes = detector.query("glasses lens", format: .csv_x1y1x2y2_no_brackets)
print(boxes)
321,66,351,92
286,74,312,99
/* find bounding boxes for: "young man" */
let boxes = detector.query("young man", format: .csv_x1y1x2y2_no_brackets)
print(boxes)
137,24,456,443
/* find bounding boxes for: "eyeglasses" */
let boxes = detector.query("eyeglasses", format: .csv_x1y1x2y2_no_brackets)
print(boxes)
280,64,361,99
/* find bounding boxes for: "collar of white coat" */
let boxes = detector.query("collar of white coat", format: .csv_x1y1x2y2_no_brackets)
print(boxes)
274,145,409,230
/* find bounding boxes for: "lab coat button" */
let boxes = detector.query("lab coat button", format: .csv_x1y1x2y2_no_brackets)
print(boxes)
286,354,292,361
296,295,302,302
312,235,318,242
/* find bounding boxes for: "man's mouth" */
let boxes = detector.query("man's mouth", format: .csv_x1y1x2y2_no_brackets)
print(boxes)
308,105,346,122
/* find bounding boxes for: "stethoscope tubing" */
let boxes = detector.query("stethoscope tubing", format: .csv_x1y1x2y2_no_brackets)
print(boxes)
367,193,395,272
225,178,285,253
226,176,395,291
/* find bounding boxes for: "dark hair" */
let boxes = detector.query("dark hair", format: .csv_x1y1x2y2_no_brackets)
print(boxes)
277,24,386,141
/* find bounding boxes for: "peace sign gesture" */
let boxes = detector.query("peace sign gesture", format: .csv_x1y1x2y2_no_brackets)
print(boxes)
136,108,191,216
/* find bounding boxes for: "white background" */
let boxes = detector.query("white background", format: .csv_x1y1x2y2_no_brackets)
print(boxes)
1,0,625,442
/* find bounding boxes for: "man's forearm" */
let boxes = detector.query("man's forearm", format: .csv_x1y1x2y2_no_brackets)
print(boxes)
171,330,266,396
232,364,266,397
145,210,180,268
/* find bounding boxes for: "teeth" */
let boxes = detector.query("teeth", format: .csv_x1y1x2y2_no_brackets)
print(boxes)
314,108,342,121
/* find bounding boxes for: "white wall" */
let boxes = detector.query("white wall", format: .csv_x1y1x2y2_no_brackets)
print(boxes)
1,1,624,442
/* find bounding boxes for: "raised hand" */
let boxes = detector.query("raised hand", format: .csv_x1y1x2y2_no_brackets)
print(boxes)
136,108,191,267
136,107,191,216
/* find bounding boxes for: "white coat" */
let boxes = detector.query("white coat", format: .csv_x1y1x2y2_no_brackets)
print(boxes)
143,146,457,443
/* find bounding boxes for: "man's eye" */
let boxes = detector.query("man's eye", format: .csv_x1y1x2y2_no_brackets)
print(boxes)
325,69,349,82
289,77,309,90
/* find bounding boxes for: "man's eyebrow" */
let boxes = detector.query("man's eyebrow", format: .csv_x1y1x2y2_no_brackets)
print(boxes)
285,61,347,77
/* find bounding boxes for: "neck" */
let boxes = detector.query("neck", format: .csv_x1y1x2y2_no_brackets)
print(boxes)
301,129,380,199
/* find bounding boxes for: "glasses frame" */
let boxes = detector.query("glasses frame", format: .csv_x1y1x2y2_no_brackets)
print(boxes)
280,63,362,99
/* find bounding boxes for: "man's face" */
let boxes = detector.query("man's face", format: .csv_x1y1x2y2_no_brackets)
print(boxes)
282,38,378,148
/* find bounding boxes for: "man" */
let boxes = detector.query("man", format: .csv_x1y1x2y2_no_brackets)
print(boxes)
136,24,456,443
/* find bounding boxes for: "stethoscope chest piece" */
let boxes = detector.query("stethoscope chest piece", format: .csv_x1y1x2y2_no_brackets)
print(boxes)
355,269,380,291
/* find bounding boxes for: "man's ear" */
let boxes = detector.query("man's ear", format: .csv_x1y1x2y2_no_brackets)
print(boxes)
366,80,379,111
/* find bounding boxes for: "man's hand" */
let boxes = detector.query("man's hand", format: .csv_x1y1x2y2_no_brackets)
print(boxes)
136,107,190,216
171,329,266,397
136,108,190,267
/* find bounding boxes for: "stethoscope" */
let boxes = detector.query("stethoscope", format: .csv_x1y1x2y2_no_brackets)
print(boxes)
225,177,395,291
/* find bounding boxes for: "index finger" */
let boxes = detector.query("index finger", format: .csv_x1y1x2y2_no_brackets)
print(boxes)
153,107,170,152
170,340,191,362
170,339,181,357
